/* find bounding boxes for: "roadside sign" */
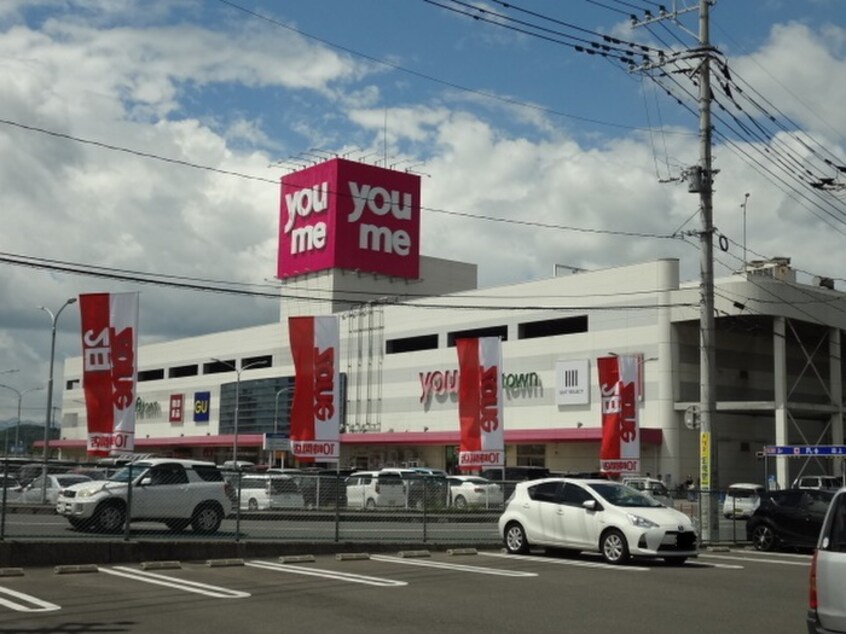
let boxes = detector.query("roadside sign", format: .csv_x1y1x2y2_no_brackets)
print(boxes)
763,445,846,457
263,433,290,451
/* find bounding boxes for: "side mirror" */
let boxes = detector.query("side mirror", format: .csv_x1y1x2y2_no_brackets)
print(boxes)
138,476,152,487
582,499,598,511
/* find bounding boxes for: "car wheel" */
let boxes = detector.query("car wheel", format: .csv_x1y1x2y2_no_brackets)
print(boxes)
504,522,530,554
192,504,223,534
247,498,259,512
600,529,630,564
165,519,190,532
365,498,377,510
93,503,126,534
751,524,777,551
453,495,468,510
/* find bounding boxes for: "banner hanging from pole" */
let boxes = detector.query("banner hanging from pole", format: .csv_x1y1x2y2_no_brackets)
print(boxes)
288,315,340,462
457,337,504,469
597,354,640,474
79,292,139,457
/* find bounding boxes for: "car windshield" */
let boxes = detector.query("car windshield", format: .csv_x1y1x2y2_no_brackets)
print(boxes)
587,482,663,507
109,462,153,482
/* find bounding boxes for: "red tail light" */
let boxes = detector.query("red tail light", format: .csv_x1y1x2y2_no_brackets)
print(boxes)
809,549,818,610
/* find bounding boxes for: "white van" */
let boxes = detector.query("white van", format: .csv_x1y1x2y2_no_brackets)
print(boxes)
621,477,673,506
723,483,765,519
345,471,405,509
238,474,304,511
808,487,846,633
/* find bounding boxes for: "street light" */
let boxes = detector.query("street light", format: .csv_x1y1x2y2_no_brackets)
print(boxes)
0,384,44,455
272,385,294,468
211,358,265,467
40,297,77,503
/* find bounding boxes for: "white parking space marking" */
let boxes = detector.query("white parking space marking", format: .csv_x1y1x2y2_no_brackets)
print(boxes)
480,552,650,571
370,555,538,577
0,587,61,613
245,561,408,587
101,566,251,598
699,553,809,567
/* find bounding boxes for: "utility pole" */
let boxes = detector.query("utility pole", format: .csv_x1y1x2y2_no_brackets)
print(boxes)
633,0,719,542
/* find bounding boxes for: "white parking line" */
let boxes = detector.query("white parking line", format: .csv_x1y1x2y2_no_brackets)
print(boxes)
699,553,809,567
245,561,408,587
0,587,61,613
101,567,251,598
370,555,538,577
479,552,650,571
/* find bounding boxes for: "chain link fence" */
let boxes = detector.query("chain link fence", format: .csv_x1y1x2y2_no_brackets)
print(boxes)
0,458,755,546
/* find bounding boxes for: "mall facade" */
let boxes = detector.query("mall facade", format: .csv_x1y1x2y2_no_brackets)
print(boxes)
53,159,846,491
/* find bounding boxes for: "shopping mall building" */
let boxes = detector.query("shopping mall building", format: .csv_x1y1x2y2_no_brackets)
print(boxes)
53,158,846,490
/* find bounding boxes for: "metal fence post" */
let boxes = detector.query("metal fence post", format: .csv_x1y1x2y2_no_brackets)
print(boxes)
422,475,428,543
124,463,134,542
1,457,7,541
334,472,340,543
234,470,243,542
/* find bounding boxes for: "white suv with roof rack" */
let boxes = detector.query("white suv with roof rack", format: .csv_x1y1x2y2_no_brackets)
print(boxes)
56,458,235,533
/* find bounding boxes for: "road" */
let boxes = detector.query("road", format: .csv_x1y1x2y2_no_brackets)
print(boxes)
0,546,812,634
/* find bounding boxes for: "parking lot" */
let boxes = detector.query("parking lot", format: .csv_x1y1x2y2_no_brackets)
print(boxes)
0,547,811,633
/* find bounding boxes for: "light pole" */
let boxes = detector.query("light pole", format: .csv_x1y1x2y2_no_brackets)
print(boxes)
212,358,264,467
0,384,44,455
272,385,294,468
40,297,77,504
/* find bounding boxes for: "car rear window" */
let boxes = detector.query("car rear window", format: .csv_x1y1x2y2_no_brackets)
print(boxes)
728,487,760,498
193,466,223,482
270,478,300,494
377,473,403,484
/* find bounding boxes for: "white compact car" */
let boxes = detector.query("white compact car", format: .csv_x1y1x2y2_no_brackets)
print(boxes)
238,474,304,511
723,483,765,519
808,487,846,633
448,475,504,509
345,471,406,509
498,478,698,565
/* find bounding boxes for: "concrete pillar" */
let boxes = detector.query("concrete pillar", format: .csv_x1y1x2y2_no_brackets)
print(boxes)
774,317,789,488
831,328,843,478
656,260,681,480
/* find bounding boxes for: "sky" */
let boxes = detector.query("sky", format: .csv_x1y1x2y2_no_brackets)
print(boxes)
0,0,844,424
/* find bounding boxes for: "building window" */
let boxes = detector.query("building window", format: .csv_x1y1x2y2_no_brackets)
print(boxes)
447,326,507,347
65,379,80,390
204,359,236,375
242,355,272,369
516,444,546,467
138,369,165,382
518,315,588,340
386,334,438,354
169,364,199,379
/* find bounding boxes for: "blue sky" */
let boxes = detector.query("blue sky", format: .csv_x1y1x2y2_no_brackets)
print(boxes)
0,0,844,422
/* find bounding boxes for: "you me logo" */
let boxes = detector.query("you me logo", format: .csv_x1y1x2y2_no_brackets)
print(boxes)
277,158,421,280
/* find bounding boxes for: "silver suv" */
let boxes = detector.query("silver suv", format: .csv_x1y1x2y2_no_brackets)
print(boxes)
808,487,846,633
56,459,234,534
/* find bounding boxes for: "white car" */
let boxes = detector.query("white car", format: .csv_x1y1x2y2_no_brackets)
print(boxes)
56,459,234,533
723,483,765,519
448,476,504,509
15,474,93,505
808,487,846,633
498,478,698,565
238,474,304,511
345,471,405,509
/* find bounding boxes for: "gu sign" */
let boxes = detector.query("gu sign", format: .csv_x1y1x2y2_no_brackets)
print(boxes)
277,158,421,280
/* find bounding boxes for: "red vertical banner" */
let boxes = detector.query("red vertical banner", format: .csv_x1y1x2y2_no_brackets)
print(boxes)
598,355,640,474
288,315,340,462
79,292,139,457
457,337,504,470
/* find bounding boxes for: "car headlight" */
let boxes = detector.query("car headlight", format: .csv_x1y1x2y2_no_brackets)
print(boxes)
76,489,96,499
627,513,659,529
